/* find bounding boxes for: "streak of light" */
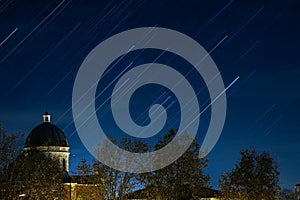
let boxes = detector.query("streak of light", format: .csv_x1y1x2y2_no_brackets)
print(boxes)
79,57,169,138
134,91,167,123
110,78,141,106
263,116,283,136
206,29,227,48
66,28,227,139
104,11,132,38
102,0,133,28
82,11,157,64
197,35,228,63
6,1,73,59
129,0,147,13
0,27,18,47
201,76,239,115
55,37,133,124
54,81,99,124
36,0,73,34
0,0,13,14
93,61,134,109
160,35,228,109
144,35,227,128
74,0,130,46
109,88,168,130
50,1,122,123
71,0,116,43
0,0,69,65
63,1,232,138
83,4,118,37
235,40,260,64
67,129,77,139
224,6,264,46
262,7,288,33
170,35,228,94
65,77,129,136
63,25,157,99
108,49,168,110
169,72,221,127
180,76,240,133
280,98,297,112
97,78,130,115
166,31,228,68
247,104,276,132
60,3,120,59
137,99,176,138
65,78,130,136
9,22,81,93
114,90,170,131
209,35,229,54
107,47,167,108
102,45,135,78
125,25,159,63
57,52,136,125
46,70,73,96
195,0,234,35
138,95,172,126
227,69,256,97
63,61,133,131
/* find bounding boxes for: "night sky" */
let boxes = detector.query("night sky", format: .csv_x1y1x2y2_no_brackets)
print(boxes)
0,0,299,189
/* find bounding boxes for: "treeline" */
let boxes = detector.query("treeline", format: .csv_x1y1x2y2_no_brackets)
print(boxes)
0,124,289,200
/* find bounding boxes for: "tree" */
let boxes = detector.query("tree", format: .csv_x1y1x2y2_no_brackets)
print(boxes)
75,130,211,199
74,158,103,200
76,158,94,176
0,124,22,199
8,149,67,199
219,147,280,200
1,124,66,199
75,137,149,200
0,124,20,174
144,129,211,200
279,188,295,200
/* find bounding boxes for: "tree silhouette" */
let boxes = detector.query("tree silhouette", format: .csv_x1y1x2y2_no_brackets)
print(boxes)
143,129,211,200
219,147,280,200
0,124,22,199
75,137,149,200
9,149,67,199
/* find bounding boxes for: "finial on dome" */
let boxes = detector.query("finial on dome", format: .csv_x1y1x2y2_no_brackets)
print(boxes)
43,112,51,123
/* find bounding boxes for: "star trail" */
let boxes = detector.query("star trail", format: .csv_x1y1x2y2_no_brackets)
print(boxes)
0,0,299,189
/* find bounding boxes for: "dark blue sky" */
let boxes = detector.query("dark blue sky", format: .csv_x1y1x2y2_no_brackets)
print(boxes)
0,0,299,189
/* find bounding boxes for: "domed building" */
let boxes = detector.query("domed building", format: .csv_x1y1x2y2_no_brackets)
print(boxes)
24,112,70,172
22,112,102,200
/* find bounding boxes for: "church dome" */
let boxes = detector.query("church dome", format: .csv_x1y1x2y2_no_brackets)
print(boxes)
25,112,68,148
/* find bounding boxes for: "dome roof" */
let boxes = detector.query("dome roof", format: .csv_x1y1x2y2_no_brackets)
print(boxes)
25,113,68,147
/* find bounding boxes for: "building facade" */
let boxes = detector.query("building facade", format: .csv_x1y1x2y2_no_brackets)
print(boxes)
24,112,70,172
23,112,103,200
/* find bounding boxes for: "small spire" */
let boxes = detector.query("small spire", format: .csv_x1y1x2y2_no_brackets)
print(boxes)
43,112,51,123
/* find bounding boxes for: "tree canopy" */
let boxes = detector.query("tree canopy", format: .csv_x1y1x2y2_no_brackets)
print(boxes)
279,188,295,200
75,137,150,200
143,129,211,200
0,125,22,199
219,147,280,200
7,149,67,199
1,124,67,199
75,129,211,200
